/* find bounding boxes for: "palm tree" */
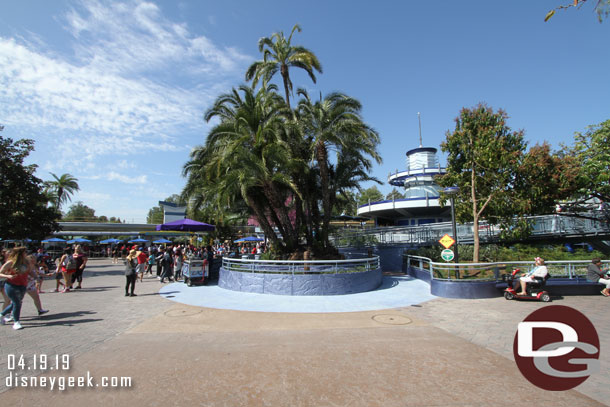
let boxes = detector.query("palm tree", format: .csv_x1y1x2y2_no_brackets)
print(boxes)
296,89,381,247
46,173,79,211
183,84,301,252
245,24,322,110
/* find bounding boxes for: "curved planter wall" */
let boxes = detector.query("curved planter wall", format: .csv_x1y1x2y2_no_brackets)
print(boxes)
219,267,383,296
406,265,500,299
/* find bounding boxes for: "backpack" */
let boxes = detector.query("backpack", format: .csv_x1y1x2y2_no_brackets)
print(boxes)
64,255,77,270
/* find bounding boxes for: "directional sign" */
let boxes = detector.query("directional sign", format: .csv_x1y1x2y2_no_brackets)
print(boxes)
439,234,456,249
441,249,455,262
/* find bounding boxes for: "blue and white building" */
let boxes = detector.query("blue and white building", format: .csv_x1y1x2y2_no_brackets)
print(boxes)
357,146,451,226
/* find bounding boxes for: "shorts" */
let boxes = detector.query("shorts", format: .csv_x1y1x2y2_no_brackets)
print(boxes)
62,266,76,274
136,264,146,274
520,276,535,283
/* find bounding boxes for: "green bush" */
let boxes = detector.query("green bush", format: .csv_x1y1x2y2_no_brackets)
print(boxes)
406,243,604,263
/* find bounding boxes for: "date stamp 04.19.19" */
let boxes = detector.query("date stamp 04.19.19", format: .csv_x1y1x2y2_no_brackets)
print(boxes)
4,353,132,391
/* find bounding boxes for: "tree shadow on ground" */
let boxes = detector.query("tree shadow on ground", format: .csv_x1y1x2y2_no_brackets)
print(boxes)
19,310,103,327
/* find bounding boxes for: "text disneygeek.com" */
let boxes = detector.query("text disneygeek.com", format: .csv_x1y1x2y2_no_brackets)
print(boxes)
5,371,132,391
4,354,132,391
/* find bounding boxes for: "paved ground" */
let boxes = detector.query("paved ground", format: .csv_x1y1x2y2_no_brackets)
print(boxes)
159,274,437,312
0,258,607,406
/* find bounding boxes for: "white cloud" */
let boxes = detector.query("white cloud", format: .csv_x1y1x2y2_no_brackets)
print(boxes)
0,0,250,160
106,171,148,184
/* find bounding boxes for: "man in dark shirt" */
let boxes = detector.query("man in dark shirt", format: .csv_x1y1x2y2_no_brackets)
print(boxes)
587,258,610,297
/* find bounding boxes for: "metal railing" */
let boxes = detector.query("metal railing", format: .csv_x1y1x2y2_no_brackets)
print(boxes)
332,213,610,247
405,255,609,281
222,255,380,275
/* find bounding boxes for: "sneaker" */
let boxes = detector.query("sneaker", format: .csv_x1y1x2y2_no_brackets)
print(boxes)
4,315,14,323
13,322,23,330
38,309,49,316
130,293,137,297
61,288,70,293
125,293,129,297
53,289,59,292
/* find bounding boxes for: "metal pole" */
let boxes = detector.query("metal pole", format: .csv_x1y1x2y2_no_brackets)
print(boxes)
450,196,459,264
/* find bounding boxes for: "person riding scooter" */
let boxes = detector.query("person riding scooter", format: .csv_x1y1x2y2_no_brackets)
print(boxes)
516,257,548,295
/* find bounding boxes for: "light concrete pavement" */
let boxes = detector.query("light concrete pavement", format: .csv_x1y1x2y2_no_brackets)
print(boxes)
0,258,607,406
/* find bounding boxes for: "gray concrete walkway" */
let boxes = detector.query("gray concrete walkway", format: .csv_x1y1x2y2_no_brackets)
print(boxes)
0,258,607,406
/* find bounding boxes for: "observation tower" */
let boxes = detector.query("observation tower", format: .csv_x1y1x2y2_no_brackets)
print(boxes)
357,115,451,226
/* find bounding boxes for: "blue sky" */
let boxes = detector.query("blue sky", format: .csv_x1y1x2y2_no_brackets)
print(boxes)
1,0,608,223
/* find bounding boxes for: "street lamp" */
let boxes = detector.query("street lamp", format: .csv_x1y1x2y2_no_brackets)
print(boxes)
443,186,460,264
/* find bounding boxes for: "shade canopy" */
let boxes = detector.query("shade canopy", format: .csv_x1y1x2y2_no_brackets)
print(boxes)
67,238,92,244
41,238,67,243
128,238,148,243
156,218,215,232
153,238,173,244
235,236,264,242
99,238,122,244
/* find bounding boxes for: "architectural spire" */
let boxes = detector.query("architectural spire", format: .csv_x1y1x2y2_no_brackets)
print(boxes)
418,112,422,147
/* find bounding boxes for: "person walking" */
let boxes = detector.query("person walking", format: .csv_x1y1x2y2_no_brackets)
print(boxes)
124,249,138,297
56,247,77,292
159,248,173,283
72,245,88,289
0,247,35,330
24,255,49,315
146,249,155,276
173,249,184,282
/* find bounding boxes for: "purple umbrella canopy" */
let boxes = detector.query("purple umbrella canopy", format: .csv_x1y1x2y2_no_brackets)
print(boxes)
156,218,215,232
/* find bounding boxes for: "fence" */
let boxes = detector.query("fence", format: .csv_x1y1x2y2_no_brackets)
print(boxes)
404,255,609,281
221,255,380,275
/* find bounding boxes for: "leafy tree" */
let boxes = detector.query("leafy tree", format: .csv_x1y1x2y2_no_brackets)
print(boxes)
0,129,58,240
184,84,298,252
568,119,610,223
438,104,527,262
147,206,164,224
386,188,406,201
184,28,380,258
296,89,381,246
63,201,96,221
545,0,610,22
45,173,79,211
245,24,322,109
146,194,186,224
333,190,358,216
357,186,384,207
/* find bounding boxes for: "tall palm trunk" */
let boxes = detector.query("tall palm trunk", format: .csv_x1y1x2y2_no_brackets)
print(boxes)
262,181,297,251
281,64,291,109
316,141,332,248
246,195,284,251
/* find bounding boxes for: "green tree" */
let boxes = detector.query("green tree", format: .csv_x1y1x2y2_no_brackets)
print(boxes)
63,201,96,221
245,24,322,109
184,84,299,252
45,172,80,211
357,186,384,207
569,119,610,223
545,0,610,22
386,188,406,201
438,104,527,262
0,129,58,240
296,89,381,246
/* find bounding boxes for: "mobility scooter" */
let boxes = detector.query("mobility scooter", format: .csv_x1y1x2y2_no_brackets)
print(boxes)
503,268,551,302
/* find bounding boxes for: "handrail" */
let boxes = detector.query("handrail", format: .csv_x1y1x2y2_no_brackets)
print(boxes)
405,254,609,281
333,212,610,246
222,255,381,275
